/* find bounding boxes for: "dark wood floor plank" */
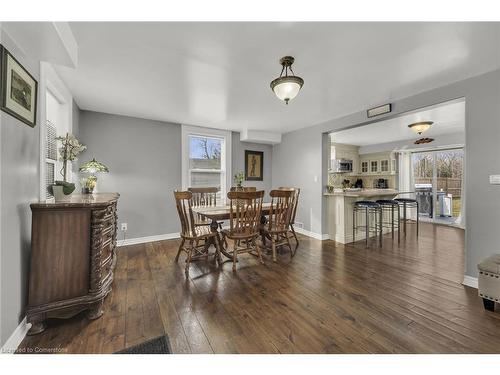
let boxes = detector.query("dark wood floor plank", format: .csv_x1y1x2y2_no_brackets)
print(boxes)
19,223,500,353
124,244,165,348
154,289,192,354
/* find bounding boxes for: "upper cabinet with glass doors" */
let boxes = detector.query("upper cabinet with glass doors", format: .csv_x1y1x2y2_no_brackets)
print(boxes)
359,152,397,175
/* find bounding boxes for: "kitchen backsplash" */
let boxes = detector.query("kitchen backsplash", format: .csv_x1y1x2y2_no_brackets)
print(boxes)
328,173,396,189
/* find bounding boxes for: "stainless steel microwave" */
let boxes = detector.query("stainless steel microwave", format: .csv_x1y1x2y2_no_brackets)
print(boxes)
330,159,353,173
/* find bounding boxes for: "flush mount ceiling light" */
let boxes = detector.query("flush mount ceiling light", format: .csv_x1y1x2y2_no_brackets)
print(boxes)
270,56,304,105
408,121,433,135
414,137,434,145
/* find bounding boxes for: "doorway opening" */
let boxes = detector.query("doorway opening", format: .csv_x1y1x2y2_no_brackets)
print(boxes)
327,98,465,229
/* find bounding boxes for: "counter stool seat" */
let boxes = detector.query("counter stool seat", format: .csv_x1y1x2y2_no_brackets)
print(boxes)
354,201,381,208
377,199,399,206
394,198,417,203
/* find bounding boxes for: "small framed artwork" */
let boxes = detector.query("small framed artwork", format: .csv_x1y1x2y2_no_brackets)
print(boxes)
245,150,264,181
0,45,38,127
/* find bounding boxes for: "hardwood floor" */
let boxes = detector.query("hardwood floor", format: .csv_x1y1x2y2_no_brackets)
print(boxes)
19,222,500,353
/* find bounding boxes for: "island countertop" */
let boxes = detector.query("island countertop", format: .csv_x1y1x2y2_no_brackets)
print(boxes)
325,189,405,244
324,189,400,198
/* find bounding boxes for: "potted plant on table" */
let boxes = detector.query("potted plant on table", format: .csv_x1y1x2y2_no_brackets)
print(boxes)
50,133,86,201
233,171,245,190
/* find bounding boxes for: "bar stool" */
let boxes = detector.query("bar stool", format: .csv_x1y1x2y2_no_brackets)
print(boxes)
353,201,382,248
394,198,419,236
376,200,400,243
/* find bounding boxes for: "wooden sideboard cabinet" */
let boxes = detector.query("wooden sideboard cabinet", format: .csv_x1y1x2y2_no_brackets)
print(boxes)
27,193,120,335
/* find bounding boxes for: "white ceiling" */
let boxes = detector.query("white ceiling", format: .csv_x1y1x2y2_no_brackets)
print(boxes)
56,22,500,134
331,100,465,146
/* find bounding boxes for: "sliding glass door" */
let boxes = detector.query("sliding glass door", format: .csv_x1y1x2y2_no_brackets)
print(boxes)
411,148,464,226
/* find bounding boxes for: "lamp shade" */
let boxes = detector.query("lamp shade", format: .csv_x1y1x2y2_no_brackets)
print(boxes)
79,158,109,174
270,56,304,105
270,76,304,104
408,121,433,135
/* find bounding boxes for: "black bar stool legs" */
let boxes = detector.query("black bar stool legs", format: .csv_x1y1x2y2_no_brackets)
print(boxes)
354,198,419,247
353,201,382,248
416,201,419,236
395,198,419,237
376,200,400,243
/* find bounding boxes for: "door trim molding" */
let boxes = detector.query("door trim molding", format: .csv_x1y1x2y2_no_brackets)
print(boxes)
1,317,30,353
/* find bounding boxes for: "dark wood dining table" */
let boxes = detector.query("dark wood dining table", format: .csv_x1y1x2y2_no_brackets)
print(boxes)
192,203,272,259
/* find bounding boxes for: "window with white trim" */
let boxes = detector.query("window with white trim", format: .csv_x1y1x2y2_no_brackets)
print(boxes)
182,125,231,203
45,120,57,199
40,62,73,201
44,90,69,199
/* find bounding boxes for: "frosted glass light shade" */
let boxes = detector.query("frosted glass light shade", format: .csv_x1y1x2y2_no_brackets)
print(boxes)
408,121,433,135
270,76,304,104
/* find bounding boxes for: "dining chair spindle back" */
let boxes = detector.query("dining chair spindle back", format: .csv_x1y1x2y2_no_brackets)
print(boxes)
173,190,222,277
221,190,265,271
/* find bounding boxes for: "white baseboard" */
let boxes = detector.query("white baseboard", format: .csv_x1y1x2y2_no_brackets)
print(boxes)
462,275,478,289
118,227,329,247
117,232,180,247
294,227,329,241
1,317,30,354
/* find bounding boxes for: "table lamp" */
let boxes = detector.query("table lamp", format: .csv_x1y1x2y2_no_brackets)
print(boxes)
79,158,109,194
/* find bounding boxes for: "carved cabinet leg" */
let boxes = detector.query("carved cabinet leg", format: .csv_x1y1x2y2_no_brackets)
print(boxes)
87,300,104,320
28,320,47,335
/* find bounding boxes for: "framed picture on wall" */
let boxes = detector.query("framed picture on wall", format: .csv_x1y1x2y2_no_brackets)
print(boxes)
0,45,38,127
245,150,264,181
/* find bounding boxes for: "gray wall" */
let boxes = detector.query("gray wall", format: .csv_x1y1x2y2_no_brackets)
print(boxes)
78,111,182,239
231,133,273,197
0,30,41,346
272,69,500,278
78,113,275,240
272,128,324,234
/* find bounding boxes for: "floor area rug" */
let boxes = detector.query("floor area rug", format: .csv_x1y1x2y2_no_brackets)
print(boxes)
115,335,172,354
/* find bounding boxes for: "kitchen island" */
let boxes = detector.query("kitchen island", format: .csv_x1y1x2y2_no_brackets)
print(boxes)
325,189,400,244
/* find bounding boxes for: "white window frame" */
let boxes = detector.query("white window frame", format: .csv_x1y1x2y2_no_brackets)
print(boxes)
39,62,73,200
380,159,390,173
360,161,368,174
181,125,232,204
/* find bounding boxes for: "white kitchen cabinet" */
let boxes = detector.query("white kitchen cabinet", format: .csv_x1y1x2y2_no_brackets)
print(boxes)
380,159,389,173
360,161,369,174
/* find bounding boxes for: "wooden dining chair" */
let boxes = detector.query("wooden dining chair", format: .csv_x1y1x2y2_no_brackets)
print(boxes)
278,187,301,248
189,187,218,206
262,189,294,262
174,191,223,277
188,187,220,226
221,190,265,271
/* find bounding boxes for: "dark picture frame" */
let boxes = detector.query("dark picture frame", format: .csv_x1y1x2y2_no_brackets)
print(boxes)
244,150,264,181
0,44,38,127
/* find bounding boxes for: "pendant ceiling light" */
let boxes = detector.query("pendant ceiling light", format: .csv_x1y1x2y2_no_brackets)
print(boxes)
408,121,433,135
270,56,304,105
